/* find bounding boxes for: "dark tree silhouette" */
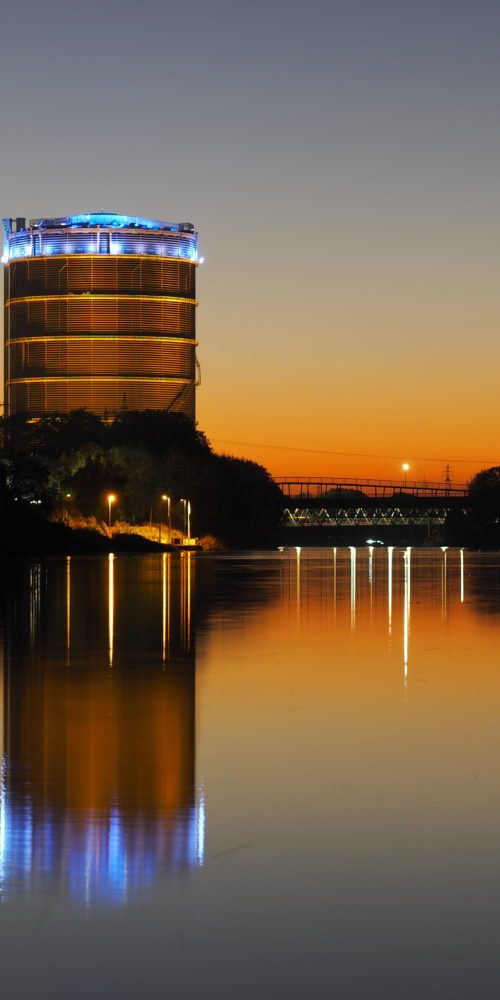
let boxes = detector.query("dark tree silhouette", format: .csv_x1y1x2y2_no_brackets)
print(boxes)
0,410,282,547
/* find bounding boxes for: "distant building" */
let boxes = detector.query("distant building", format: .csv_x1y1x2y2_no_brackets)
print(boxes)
2,213,199,419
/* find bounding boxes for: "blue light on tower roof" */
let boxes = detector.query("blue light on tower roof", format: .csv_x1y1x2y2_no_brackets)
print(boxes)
29,213,195,233
2,213,199,263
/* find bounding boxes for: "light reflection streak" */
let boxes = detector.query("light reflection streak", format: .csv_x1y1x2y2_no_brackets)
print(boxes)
180,552,193,653
333,547,337,623
368,546,374,621
196,783,206,867
295,547,301,623
0,648,5,888
0,763,6,891
186,553,192,653
29,563,41,648
162,553,171,665
441,546,448,619
349,547,356,630
460,548,465,603
403,547,411,686
108,553,115,667
66,556,71,664
387,547,394,636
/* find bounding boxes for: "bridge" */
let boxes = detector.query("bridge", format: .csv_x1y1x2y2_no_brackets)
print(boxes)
274,478,469,541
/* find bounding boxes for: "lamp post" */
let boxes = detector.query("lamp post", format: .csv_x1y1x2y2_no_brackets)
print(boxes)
159,494,171,545
107,493,116,531
65,492,71,526
402,463,410,488
180,498,191,542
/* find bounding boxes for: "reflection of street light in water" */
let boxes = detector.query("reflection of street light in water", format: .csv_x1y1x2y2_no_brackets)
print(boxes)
368,545,374,584
368,545,374,621
186,552,192,649
161,552,171,665
403,547,411,685
66,555,71,660
295,546,301,621
349,546,356,630
387,546,394,635
332,547,337,623
441,546,448,618
108,553,115,668
460,548,465,603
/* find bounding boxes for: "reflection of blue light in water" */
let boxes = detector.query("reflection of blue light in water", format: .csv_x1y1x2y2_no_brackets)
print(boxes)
108,809,127,903
196,786,205,866
0,759,7,889
0,797,204,906
21,804,33,877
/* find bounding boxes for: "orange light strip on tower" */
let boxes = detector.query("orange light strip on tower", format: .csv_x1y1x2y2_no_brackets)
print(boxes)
6,335,198,346
8,376,192,385
6,254,198,266
6,294,198,307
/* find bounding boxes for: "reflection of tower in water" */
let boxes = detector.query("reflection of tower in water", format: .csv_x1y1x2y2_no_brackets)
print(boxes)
0,554,203,906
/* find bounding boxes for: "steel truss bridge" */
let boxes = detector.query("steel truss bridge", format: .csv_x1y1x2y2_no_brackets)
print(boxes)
275,478,469,530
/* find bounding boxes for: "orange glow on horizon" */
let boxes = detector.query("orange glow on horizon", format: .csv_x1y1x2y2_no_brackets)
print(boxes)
202,427,495,486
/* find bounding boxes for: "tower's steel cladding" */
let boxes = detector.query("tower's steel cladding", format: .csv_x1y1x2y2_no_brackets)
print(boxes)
2,214,199,419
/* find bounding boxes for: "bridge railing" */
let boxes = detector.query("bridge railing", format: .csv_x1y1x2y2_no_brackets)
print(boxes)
275,476,468,499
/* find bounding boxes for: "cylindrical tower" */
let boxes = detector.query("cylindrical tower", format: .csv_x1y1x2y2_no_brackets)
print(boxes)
2,213,199,420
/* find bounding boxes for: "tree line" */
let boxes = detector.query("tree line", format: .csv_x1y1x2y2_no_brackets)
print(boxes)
0,410,283,548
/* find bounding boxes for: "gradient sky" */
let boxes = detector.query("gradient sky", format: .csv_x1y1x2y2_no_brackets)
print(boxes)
1,0,499,483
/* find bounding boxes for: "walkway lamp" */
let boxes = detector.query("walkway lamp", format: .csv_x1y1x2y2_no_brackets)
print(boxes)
159,494,171,544
402,463,410,488
107,493,116,530
180,498,191,542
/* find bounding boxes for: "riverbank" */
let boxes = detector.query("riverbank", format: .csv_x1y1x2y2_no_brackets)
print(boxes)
0,514,210,557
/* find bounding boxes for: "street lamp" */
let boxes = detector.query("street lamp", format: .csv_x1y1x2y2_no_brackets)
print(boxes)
180,498,191,542
402,463,410,488
159,493,171,544
107,493,116,530
65,493,71,526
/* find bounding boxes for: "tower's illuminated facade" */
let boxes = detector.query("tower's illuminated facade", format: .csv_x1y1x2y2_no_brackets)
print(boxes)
2,213,199,419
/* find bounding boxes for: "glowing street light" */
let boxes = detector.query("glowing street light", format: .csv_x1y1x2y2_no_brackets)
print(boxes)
180,498,191,542
107,493,116,530
159,493,171,544
402,463,410,488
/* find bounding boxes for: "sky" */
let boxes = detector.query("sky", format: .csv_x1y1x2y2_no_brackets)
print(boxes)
1,0,499,484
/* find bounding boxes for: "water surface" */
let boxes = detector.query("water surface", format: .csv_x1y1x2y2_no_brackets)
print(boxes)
1,548,499,998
